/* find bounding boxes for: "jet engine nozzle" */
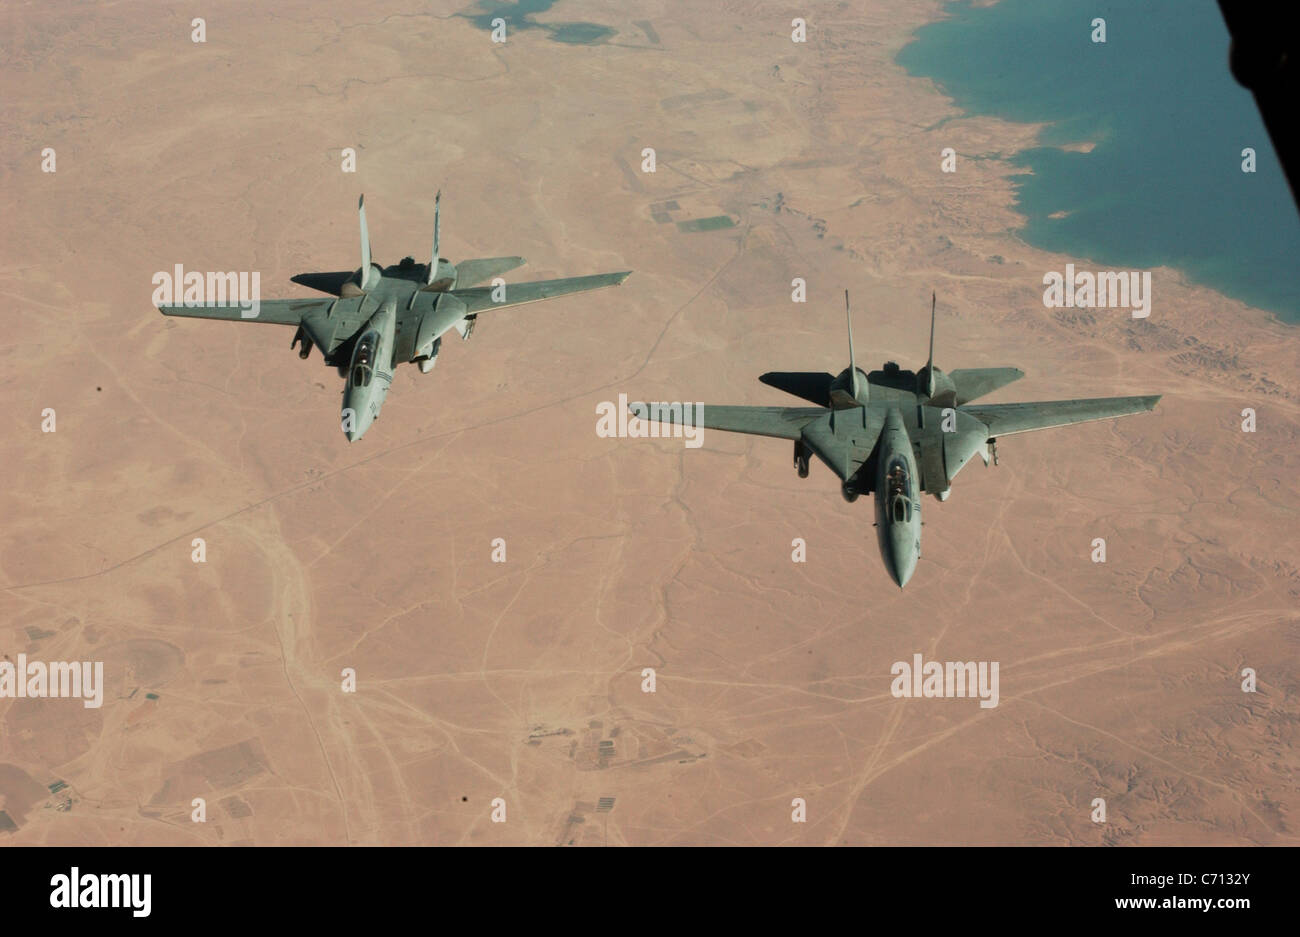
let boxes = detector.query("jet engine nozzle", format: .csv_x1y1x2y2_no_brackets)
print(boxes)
918,365,956,404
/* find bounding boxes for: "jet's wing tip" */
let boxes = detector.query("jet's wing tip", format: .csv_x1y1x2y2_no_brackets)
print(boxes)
574,269,632,287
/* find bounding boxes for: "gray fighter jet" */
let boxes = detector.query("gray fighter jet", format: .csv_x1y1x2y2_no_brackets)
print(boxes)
159,194,631,441
631,292,1160,587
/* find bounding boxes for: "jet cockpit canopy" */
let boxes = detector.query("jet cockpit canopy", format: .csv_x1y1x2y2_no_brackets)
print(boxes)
885,458,913,523
351,331,377,387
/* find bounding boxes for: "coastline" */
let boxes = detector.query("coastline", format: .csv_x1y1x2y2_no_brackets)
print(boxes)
894,0,1300,324
867,0,1298,406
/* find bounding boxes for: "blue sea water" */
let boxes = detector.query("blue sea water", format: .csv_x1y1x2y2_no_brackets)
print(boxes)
898,0,1300,321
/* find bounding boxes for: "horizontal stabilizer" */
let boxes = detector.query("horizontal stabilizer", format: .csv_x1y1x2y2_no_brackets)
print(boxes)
962,395,1160,437
455,256,527,287
290,271,355,297
947,367,1025,405
758,371,835,407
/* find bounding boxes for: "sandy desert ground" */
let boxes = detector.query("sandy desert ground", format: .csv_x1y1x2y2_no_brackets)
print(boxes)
1,0,1297,845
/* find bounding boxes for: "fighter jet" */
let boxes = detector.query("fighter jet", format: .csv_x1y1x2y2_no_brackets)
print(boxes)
158,194,631,441
630,292,1160,587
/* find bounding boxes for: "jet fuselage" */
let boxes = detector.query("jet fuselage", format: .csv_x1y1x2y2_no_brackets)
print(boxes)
874,408,922,587
342,300,397,442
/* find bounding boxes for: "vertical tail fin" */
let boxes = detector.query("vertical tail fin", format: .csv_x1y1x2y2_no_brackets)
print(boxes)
845,290,859,400
359,194,372,280
924,291,936,397
427,190,442,286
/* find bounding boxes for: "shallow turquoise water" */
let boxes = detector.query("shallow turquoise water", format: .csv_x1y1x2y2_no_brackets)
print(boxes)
898,0,1300,320
462,1,615,45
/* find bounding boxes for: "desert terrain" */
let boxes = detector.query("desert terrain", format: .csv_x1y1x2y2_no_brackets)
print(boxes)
0,0,1296,845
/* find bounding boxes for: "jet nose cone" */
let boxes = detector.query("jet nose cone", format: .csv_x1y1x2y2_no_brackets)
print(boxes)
884,555,913,588
342,404,371,442
886,529,918,588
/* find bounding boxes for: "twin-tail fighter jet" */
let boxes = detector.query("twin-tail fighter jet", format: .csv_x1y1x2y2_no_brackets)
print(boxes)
158,194,631,441
631,293,1160,587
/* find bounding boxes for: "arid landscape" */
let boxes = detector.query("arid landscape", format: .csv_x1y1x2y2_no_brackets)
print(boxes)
1,0,1296,845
